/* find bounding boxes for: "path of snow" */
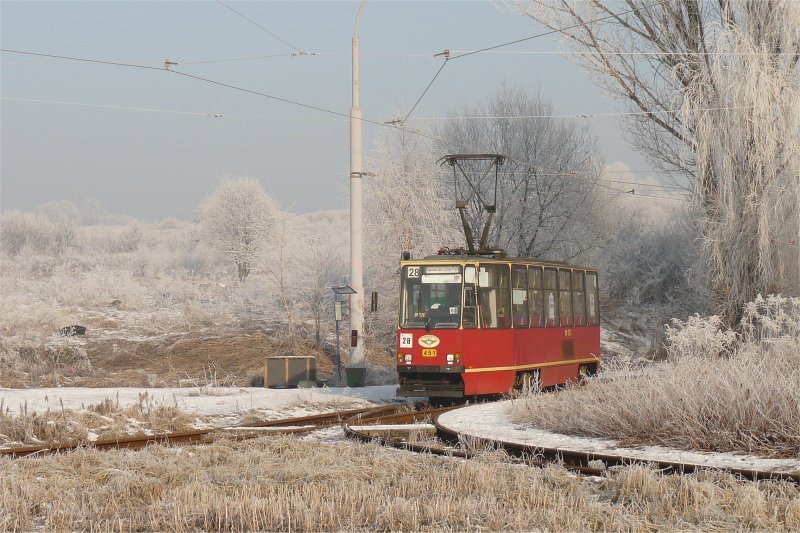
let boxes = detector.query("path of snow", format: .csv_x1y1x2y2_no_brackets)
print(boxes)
0,385,400,419
438,400,800,475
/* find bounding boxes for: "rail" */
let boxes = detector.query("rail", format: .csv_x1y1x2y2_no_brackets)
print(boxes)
0,403,410,459
342,401,800,484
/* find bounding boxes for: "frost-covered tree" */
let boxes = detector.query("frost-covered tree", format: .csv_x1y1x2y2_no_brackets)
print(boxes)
602,209,703,308
197,177,277,282
514,0,800,324
436,86,609,263
684,16,800,324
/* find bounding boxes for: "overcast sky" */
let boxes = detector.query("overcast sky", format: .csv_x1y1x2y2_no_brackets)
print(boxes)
1,0,659,220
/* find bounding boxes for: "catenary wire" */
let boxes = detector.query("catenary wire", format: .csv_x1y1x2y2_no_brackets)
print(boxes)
595,182,686,201
398,0,667,123
215,0,309,55
448,0,669,60
403,60,448,123
404,104,777,121
0,96,339,120
3,49,788,67
1,48,697,201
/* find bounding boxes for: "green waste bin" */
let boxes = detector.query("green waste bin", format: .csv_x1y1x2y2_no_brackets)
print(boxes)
346,367,366,387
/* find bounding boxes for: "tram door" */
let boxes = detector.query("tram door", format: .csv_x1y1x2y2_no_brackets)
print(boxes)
462,266,478,329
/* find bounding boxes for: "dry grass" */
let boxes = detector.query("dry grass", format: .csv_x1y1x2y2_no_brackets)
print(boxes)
511,296,800,458
0,393,196,447
0,331,337,388
1,435,798,532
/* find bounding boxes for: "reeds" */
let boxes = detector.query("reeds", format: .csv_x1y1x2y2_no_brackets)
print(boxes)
0,393,195,447
1,435,798,531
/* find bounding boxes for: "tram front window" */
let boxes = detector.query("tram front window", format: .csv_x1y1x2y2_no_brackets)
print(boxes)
401,265,463,329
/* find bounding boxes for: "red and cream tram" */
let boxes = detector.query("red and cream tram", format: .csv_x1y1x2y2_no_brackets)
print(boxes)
396,255,601,399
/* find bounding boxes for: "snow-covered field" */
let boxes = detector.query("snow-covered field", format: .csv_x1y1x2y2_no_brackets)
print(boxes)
0,385,400,422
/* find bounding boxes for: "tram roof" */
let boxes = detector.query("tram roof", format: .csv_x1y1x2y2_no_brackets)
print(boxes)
404,254,598,272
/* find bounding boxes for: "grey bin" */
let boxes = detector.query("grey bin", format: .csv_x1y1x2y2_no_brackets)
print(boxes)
263,356,317,388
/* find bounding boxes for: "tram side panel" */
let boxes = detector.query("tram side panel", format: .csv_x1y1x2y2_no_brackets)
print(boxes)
460,329,516,396
514,326,601,387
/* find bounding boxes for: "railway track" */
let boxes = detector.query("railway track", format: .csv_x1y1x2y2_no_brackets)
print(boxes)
343,404,470,458
342,401,800,484
4,399,798,484
0,403,411,459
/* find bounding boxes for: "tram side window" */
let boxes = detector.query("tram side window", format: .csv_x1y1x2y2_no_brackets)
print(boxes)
559,269,573,327
478,264,511,328
543,268,558,327
511,266,528,328
528,266,544,327
463,266,478,329
572,271,586,326
586,272,600,325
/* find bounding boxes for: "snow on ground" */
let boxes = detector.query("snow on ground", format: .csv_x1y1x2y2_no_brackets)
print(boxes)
0,385,402,421
438,400,800,475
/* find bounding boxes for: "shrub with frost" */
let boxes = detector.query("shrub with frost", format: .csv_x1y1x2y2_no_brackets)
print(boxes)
664,314,737,359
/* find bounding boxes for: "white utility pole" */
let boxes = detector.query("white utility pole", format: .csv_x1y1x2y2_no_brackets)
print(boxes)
347,0,366,384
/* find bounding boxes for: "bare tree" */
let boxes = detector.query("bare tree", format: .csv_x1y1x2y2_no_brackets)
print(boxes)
437,85,609,263
197,177,277,282
294,237,347,348
515,0,800,324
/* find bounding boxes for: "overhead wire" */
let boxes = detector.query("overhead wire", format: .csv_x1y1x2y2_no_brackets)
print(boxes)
402,60,448,123
448,0,669,61
595,182,686,201
3,49,786,68
1,48,698,202
0,96,341,120
397,0,668,123
215,0,310,55
404,104,779,120
180,53,295,65
1,96,224,117
0,48,356,121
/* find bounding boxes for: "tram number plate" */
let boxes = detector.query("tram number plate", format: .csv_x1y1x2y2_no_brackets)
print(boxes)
400,333,413,348
421,349,437,358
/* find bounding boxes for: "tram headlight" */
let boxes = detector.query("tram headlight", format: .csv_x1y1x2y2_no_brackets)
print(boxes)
404,353,413,364
446,354,454,364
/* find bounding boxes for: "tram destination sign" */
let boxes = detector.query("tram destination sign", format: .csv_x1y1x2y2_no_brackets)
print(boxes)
424,265,461,274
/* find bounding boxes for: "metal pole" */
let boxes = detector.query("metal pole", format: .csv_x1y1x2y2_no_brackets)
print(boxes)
333,292,341,380
335,316,341,379
348,0,366,384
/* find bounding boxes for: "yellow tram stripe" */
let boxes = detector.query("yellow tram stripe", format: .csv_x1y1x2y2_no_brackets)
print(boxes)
463,356,600,374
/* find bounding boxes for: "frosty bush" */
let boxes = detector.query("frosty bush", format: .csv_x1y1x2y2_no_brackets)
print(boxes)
740,294,800,347
0,211,74,257
664,314,737,359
